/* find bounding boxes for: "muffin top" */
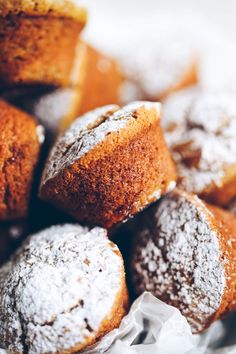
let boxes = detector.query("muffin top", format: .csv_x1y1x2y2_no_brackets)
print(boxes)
162,88,236,194
0,224,124,354
0,0,87,23
132,189,225,332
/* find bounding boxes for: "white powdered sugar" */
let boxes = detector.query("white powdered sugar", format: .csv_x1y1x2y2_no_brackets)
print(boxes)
162,89,236,194
132,191,225,333
41,101,161,186
27,88,77,140
0,224,123,354
119,39,195,100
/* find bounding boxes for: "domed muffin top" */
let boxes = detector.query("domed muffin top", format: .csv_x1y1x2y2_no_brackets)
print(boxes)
0,224,124,353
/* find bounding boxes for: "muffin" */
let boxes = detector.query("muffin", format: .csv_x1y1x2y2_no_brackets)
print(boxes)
163,89,236,205
0,0,87,87
1,41,87,144
39,102,176,228
0,224,128,353
131,189,236,333
0,100,44,220
120,39,198,102
78,43,123,116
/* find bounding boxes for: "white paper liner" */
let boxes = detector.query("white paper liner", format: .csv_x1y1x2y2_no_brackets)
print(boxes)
81,292,234,354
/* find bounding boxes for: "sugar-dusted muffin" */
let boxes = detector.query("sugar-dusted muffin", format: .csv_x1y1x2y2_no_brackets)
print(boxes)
120,39,198,102
0,100,44,220
0,224,128,353
163,89,236,205
131,189,236,333
39,102,176,228
77,43,123,116
0,0,87,87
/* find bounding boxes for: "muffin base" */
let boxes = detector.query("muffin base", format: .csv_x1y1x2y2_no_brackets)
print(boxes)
0,14,84,87
206,203,236,325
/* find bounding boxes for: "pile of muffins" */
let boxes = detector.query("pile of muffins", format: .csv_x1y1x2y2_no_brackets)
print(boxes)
0,1,236,353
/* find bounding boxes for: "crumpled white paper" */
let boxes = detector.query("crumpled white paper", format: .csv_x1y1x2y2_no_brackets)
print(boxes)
0,292,233,353
82,292,233,354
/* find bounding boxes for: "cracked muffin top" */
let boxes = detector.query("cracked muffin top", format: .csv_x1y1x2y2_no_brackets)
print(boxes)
0,0,87,23
0,224,125,354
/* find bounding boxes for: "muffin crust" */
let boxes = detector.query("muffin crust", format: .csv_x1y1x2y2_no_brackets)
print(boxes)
131,189,236,333
0,100,43,220
40,102,176,228
0,224,128,353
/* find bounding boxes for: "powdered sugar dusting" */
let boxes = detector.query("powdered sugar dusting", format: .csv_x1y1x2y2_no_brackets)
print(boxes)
0,224,124,354
119,39,195,100
162,89,236,194
41,101,161,186
132,191,225,333
32,89,76,136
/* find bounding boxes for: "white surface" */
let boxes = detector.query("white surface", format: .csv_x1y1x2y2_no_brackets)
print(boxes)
82,292,226,354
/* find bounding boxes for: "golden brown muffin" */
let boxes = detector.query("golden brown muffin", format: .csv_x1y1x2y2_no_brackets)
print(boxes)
1,41,87,144
0,224,128,353
77,43,124,116
119,39,198,103
0,1,87,87
0,100,44,220
163,88,236,206
39,102,176,228
131,189,236,333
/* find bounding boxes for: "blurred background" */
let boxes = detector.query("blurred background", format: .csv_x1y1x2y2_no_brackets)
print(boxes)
82,0,236,92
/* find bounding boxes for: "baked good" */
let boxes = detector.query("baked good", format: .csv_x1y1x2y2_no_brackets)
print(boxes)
131,189,236,333
1,41,87,144
0,100,44,220
77,43,123,116
163,89,236,205
4,86,82,145
120,39,197,102
0,1,87,87
0,224,128,353
39,101,176,228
